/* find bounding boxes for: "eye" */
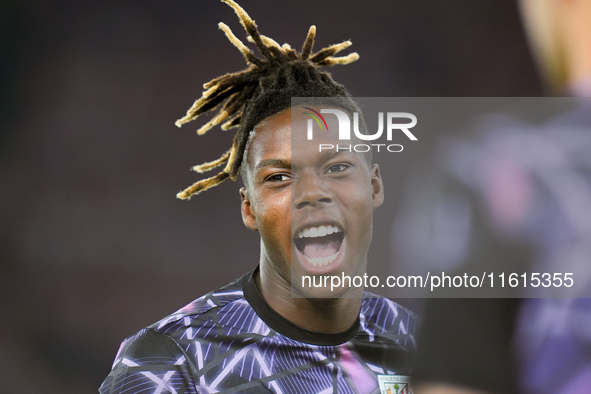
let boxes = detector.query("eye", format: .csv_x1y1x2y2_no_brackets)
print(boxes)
326,163,350,174
265,173,291,182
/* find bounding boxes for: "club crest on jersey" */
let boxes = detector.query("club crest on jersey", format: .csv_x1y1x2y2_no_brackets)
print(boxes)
377,374,413,394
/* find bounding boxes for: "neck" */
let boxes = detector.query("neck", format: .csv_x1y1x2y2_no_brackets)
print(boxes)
256,262,362,333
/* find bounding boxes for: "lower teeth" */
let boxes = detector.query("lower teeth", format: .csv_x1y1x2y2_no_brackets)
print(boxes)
305,251,338,267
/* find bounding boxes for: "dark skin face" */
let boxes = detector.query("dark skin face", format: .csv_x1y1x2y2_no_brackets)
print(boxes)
240,106,384,333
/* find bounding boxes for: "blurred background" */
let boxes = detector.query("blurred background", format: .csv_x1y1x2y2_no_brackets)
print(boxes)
0,0,542,392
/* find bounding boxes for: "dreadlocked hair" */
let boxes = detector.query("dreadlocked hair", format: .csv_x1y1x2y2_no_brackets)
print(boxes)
175,0,361,200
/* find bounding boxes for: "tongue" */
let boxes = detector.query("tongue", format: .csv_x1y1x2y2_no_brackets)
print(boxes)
302,239,340,259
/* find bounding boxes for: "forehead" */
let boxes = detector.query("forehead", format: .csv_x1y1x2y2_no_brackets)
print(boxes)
245,106,350,169
247,108,292,164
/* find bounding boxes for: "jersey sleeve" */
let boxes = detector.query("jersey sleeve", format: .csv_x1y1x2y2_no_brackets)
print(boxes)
99,328,198,394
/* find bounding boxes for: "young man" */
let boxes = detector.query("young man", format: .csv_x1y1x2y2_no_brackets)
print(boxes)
100,1,417,393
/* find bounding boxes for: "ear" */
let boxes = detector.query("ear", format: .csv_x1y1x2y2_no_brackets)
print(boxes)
370,164,384,209
240,187,258,231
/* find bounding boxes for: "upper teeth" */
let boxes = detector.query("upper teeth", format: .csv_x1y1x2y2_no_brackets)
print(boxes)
297,225,340,239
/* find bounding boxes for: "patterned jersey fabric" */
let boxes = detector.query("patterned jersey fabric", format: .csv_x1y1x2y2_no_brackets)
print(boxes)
100,268,418,394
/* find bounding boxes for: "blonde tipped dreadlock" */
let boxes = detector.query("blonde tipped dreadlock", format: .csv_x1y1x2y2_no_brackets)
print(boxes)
175,0,360,200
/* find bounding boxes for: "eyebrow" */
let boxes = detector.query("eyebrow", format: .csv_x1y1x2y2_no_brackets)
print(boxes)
255,158,291,172
312,149,357,167
318,149,344,162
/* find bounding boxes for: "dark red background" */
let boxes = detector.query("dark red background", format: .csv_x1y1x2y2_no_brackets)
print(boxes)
0,1,541,391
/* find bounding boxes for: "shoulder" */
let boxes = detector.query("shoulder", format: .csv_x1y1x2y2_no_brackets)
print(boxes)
100,327,197,393
141,272,274,349
352,294,418,375
108,326,186,369
360,293,419,338
116,273,254,364
100,273,256,393
148,274,250,335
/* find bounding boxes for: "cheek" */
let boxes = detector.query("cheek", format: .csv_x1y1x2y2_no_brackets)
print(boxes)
344,191,376,230
344,182,374,209
255,196,291,238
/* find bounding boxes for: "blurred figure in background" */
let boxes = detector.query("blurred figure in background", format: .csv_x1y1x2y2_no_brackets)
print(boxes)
397,0,591,393
519,0,591,96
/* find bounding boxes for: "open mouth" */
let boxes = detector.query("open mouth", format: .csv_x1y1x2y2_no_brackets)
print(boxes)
294,225,345,267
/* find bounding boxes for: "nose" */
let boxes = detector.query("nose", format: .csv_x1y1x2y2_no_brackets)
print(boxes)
293,171,332,209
